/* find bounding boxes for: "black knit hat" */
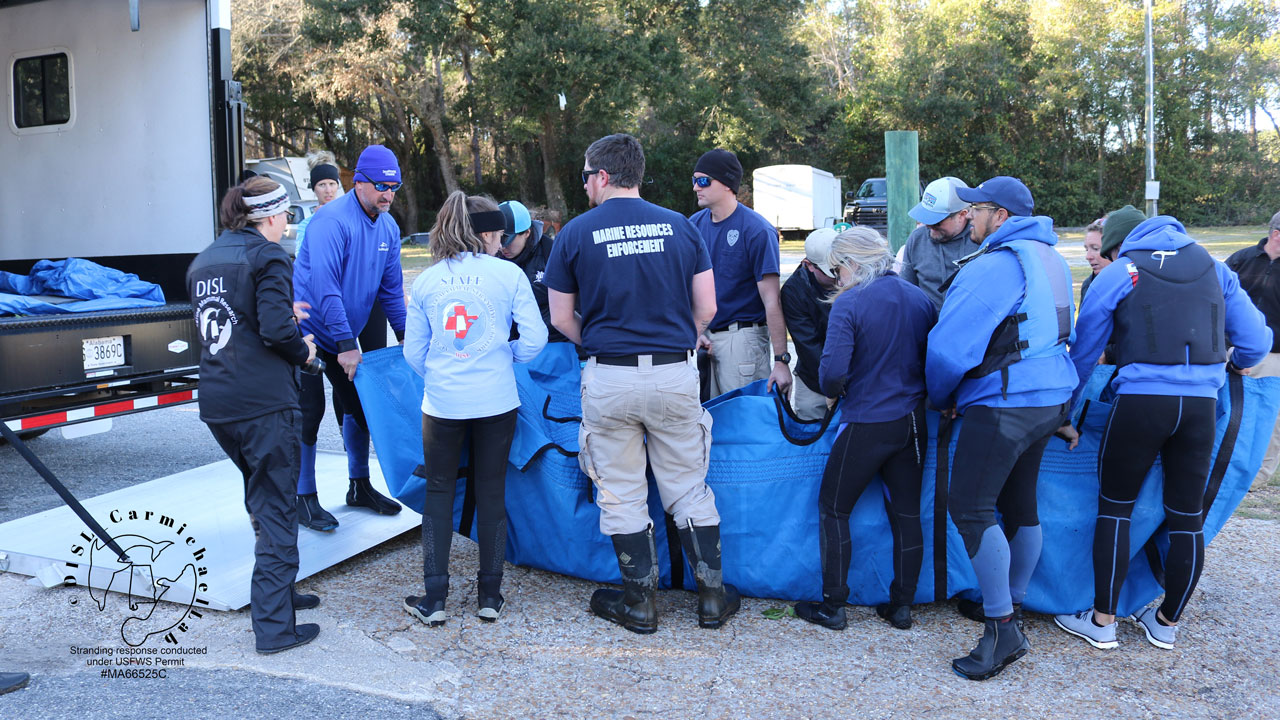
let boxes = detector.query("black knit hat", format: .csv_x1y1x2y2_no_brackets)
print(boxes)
694,149,743,194
309,163,341,189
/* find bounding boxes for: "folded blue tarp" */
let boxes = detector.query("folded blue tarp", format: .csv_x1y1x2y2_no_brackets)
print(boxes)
0,258,166,316
355,343,1280,616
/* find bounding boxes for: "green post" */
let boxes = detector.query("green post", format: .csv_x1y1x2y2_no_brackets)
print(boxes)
884,131,920,253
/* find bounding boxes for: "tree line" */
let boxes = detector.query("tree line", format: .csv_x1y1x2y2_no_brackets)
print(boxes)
234,0,1280,233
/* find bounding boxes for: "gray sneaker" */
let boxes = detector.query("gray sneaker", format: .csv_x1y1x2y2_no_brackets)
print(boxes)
1130,605,1176,649
1054,609,1118,649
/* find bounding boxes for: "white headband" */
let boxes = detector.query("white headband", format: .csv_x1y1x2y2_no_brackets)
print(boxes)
244,185,290,220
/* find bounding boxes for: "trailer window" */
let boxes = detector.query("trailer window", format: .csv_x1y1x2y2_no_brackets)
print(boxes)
13,53,71,128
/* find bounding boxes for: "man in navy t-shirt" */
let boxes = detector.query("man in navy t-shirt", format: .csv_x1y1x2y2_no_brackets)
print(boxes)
544,133,740,634
690,149,792,399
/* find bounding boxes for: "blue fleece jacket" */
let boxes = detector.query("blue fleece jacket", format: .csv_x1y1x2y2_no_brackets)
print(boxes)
293,191,407,354
926,215,1078,412
1069,216,1272,407
403,252,547,420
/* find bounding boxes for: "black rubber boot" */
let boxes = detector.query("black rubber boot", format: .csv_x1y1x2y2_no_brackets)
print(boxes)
677,522,741,628
297,493,338,532
876,603,913,630
476,572,504,622
405,575,449,627
952,615,1030,681
591,527,659,634
793,599,848,630
346,476,402,515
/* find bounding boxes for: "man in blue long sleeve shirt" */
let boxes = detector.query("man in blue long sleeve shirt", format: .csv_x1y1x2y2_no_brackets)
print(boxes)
291,145,407,528
925,176,1076,681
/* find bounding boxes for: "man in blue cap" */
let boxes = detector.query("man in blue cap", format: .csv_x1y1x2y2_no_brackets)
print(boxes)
292,144,406,530
497,200,567,344
925,176,1077,680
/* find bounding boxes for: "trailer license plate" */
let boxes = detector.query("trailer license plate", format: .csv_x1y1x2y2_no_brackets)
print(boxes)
83,336,125,370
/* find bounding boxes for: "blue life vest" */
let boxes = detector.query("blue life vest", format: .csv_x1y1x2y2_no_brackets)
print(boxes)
965,239,1075,396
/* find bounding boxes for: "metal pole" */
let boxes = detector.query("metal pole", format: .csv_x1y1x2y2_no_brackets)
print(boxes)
1145,0,1158,217
884,130,919,254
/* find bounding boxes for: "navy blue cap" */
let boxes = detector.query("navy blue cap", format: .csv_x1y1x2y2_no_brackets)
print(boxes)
955,176,1034,217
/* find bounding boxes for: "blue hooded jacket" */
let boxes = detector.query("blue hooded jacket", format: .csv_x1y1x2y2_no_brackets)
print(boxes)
1069,216,1272,407
926,215,1078,412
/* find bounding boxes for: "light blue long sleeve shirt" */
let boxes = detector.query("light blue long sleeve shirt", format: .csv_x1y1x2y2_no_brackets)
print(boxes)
404,252,547,419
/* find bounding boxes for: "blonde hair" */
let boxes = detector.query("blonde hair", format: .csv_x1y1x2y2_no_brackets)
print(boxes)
827,226,894,300
305,150,337,170
429,190,499,261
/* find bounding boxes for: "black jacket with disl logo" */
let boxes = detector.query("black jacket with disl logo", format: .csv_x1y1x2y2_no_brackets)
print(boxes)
186,227,310,423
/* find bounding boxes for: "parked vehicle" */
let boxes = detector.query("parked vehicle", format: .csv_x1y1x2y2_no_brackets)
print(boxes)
843,177,926,232
245,156,319,255
0,0,241,438
751,165,843,238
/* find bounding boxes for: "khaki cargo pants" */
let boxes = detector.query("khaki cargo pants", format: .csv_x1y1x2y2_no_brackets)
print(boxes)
578,355,719,536
705,323,771,398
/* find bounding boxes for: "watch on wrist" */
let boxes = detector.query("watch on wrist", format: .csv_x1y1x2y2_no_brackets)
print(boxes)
774,352,792,364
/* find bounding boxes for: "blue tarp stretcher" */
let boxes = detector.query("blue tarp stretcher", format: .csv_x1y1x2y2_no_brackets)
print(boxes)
0,258,166,316
355,343,1280,616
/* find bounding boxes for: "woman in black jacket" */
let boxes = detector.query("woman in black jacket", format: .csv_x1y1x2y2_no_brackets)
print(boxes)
187,176,319,654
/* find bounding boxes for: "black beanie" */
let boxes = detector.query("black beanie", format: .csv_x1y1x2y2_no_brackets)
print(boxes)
310,163,341,189
694,149,743,194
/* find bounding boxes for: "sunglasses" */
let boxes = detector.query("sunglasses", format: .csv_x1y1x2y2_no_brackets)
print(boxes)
581,168,603,184
370,181,402,192
692,175,712,188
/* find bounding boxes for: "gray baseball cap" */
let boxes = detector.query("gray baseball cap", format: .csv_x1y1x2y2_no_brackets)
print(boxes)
909,177,971,225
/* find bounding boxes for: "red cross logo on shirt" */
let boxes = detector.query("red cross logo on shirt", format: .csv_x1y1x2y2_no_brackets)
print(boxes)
444,302,478,339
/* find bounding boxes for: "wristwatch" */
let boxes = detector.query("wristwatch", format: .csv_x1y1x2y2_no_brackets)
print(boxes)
774,352,792,364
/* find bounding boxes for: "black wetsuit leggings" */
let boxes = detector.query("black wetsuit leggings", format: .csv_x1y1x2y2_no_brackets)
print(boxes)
1094,394,1214,622
419,409,518,586
818,403,926,607
299,306,388,445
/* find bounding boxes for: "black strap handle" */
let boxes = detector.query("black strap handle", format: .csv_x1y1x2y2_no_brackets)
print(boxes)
771,385,839,446
542,396,581,423
933,414,954,602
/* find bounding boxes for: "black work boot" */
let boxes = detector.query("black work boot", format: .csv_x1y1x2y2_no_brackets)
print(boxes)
677,522,741,628
794,598,848,630
476,572,504,622
952,615,1030,681
297,493,338,532
346,476,402,515
591,527,659,634
405,575,449,627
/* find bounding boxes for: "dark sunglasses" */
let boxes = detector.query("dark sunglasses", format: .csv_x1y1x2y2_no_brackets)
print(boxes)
581,168,603,184
692,175,712,188
371,181,402,192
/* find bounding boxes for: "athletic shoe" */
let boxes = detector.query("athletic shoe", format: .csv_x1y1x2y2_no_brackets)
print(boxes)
1131,605,1176,649
256,623,320,654
1053,609,1118,649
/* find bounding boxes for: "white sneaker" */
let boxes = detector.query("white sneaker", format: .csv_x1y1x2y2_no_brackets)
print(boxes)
1131,605,1177,649
1054,609,1119,649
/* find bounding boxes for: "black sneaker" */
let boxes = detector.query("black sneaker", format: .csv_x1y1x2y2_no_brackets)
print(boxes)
793,601,847,631
876,603,912,630
256,623,320,654
404,595,446,627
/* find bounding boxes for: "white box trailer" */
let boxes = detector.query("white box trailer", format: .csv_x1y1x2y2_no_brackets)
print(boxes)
0,0,242,434
751,164,843,235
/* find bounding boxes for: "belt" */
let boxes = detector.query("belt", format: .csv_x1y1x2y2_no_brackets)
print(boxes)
709,320,764,333
594,352,691,367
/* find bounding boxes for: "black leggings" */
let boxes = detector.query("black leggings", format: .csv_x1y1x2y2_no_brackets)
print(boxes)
420,410,517,585
818,404,926,606
1094,394,1214,622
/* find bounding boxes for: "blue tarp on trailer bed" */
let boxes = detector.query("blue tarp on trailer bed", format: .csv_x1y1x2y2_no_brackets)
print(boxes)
0,258,166,316
355,343,1280,616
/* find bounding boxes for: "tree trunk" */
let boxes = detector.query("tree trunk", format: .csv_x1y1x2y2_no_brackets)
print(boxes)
425,51,459,196
540,113,568,223
462,49,482,186
1096,121,1106,195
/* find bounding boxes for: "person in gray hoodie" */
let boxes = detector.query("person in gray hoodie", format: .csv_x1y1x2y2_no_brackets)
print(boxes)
901,176,976,309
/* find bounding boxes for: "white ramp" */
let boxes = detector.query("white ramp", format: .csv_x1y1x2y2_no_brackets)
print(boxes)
0,451,418,611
